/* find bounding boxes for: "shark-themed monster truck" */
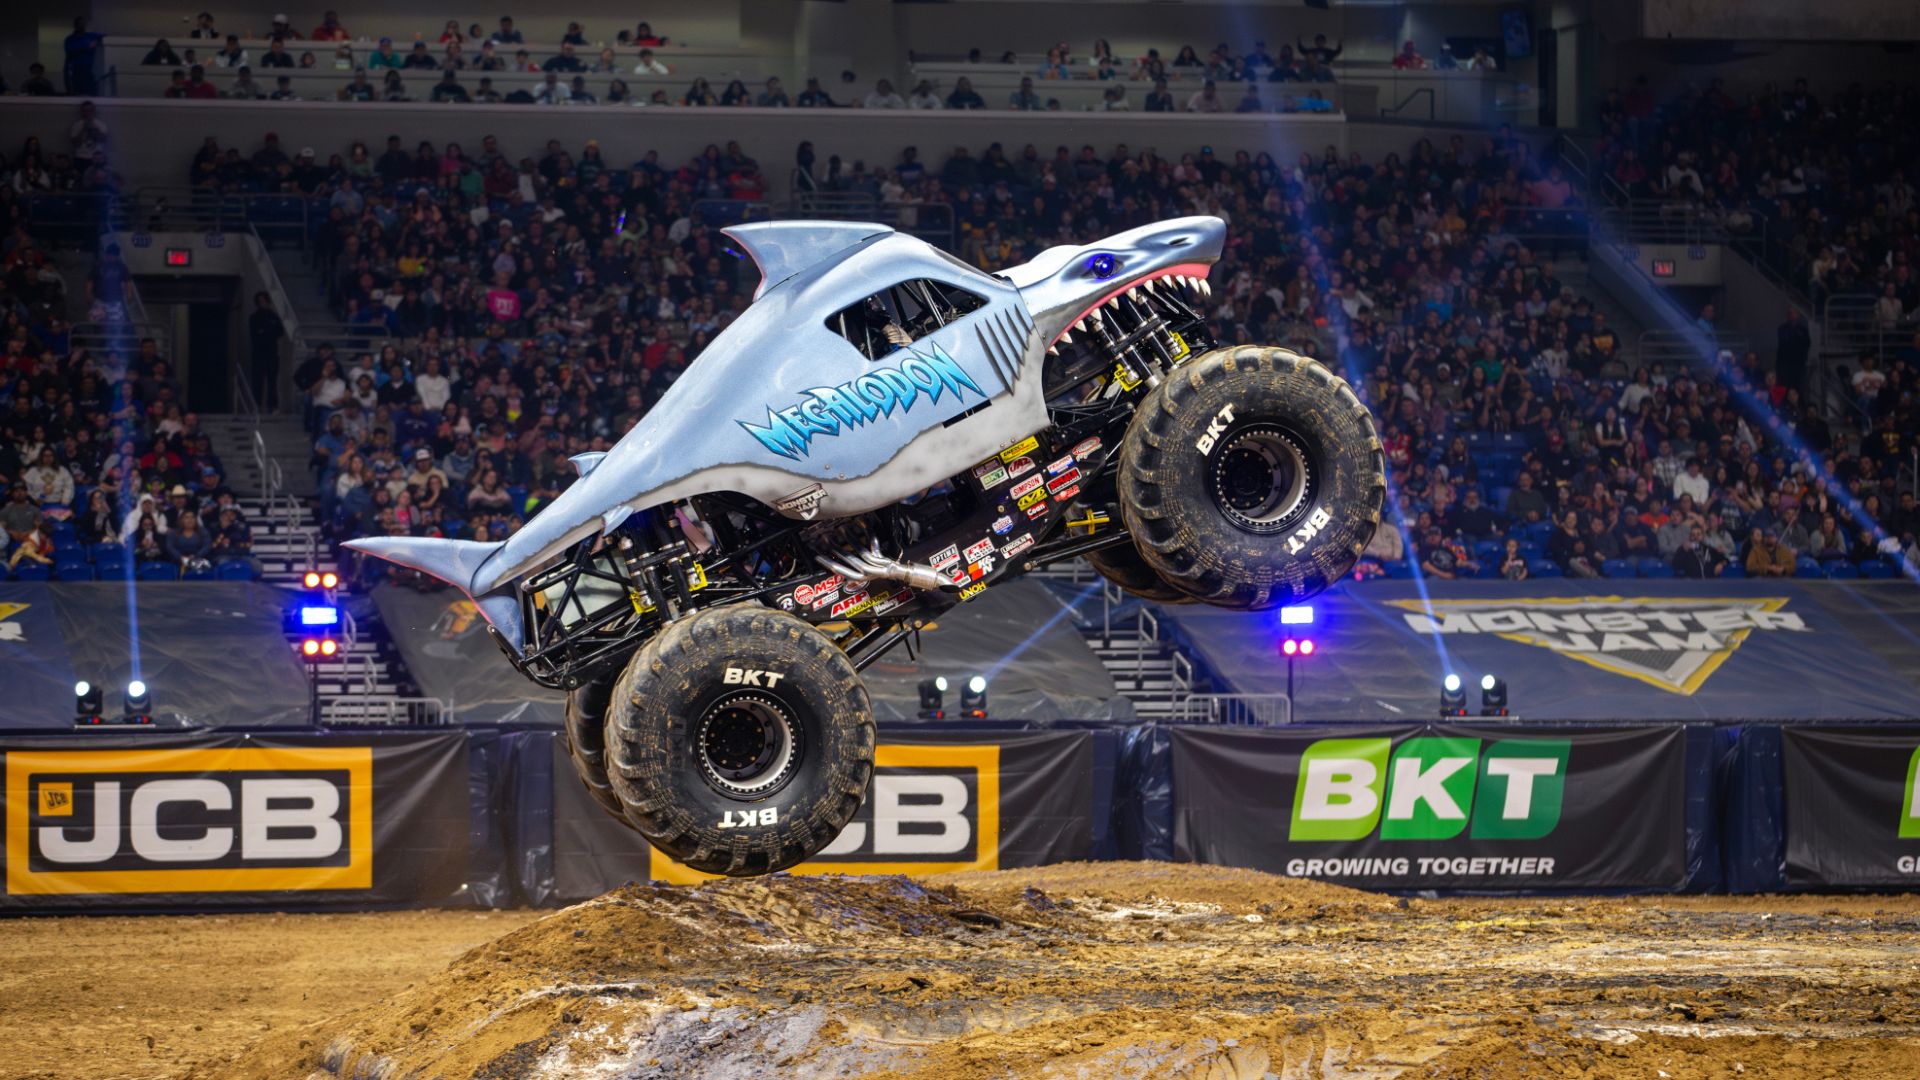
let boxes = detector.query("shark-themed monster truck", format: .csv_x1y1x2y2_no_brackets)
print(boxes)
347,215,1384,875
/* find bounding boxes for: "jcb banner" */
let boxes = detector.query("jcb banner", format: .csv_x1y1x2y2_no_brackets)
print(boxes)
1782,727,1920,887
1172,725,1686,889
541,730,1090,899
0,733,470,910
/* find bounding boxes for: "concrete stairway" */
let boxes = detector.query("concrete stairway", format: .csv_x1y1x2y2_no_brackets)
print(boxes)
199,413,316,499
1028,560,1201,721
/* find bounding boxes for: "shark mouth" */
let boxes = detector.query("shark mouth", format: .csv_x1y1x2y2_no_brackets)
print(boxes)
1048,263,1215,355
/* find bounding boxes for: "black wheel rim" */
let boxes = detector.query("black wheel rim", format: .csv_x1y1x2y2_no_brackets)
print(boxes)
1207,423,1316,534
696,690,804,800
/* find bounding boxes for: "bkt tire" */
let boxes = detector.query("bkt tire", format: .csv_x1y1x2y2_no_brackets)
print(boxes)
606,605,874,876
1084,539,1194,604
1119,345,1384,608
563,670,625,821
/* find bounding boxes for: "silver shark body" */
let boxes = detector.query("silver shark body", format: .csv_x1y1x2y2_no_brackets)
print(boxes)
346,216,1226,652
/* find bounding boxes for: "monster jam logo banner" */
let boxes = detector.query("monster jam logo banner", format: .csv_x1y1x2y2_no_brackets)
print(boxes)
1390,597,1803,695
1172,725,1686,889
0,601,28,642
0,734,470,909
539,731,1091,898
1782,727,1920,887
740,344,985,460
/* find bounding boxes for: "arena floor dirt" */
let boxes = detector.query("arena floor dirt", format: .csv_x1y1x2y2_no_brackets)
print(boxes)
6,865,1920,1079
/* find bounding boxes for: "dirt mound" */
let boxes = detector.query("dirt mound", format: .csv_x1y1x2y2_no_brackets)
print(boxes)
193,864,1920,1079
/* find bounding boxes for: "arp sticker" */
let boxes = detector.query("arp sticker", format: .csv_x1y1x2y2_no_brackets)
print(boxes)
830,591,874,618
999,436,1039,463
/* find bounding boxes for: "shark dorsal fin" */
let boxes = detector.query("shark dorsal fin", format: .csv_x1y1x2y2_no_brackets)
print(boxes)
569,451,607,478
722,221,894,298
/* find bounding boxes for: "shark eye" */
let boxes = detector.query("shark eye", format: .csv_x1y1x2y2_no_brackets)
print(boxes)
1086,253,1119,280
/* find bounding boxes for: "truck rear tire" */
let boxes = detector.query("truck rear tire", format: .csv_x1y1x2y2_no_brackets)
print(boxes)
1118,345,1384,608
1084,540,1194,604
563,671,625,821
605,605,874,876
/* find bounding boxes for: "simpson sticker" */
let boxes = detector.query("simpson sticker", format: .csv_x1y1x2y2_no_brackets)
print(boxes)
1010,475,1044,500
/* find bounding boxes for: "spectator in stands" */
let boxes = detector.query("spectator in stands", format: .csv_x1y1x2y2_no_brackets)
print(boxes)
313,12,349,41
381,70,410,101
225,66,265,99
270,75,297,100
210,505,252,559
23,448,73,506
165,508,211,569
907,80,942,110
1499,537,1529,580
1393,41,1425,70
1745,528,1794,577
402,42,437,71
1008,77,1042,111
631,22,667,47
143,39,182,66
1186,80,1224,113
1297,34,1342,66
1465,47,1499,71
431,70,470,102
260,38,294,69
367,38,402,70
1233,84,1264,114
3,482,43,547
176,64,218,99
336,69,374,102
212,34,248,69
491,17,524,45
862,79,906,109
545,43,585,73
796,77,834,107
1672,524,1725,578
754,77,789,107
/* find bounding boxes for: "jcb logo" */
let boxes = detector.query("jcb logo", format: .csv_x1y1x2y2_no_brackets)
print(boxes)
1289,737,1567,842
1195,404,1236,456
5,748,372,895
652,744,999,884
723,667,785,688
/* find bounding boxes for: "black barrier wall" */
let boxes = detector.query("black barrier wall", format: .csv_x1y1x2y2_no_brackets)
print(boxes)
1,722,1914,912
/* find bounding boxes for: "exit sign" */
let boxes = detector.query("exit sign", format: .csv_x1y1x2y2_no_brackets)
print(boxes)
164,248,192,268
1650,258,1676,278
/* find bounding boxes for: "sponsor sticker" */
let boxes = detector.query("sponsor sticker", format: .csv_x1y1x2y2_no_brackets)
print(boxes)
999,436,1039,463
971,458,1003,480
1071,437,1102,460
975,466,1008,489
794,576,843,608
1024,499,1050,519
991,515,1014,536
1001,534,1035,559
1010,475,1044,500
1016,488,1047,512
871,589,915,616
959,582,988,601
965,538,995,562
1053,484,1080,502
1006,456,1036,479
1045,455,1075,476
930,545,960,571
830,591,874,618
1046,467,1081,494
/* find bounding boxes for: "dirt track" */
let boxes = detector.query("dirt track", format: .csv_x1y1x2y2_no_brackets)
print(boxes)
7,864,1920,1078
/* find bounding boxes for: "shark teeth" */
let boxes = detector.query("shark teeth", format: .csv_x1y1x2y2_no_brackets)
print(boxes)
1060,330,1073,344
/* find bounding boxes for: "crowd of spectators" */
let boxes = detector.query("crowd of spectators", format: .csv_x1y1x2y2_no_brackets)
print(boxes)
0,147,251,579
144,119,1901,583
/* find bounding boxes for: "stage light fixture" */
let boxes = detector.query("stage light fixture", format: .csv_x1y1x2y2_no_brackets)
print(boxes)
299,604,340,627
1279,605,1314,625
302,639,321,656
302,570,340,590
960,675,988,718
1480,674,1508,717
1298,639,1315,656
125,679,152,722
916,676,947,719
75,680,104,723
1282,639,1298,656
303,571,321,588
1440,673,1466,717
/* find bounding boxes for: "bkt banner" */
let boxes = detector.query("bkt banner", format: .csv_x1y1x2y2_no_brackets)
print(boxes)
1173,725,1686,889
1,733,470,909
1782,727,1920,888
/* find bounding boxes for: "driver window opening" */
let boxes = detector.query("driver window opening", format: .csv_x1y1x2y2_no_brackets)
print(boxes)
827,279,987,360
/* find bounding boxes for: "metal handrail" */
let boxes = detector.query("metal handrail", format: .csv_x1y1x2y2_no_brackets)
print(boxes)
1175,693,1294,725
1823,294,1900,361
1380,86,1434,121
320,695,451,726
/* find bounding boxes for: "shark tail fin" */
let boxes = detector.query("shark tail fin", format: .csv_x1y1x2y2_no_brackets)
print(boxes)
341,536,525,653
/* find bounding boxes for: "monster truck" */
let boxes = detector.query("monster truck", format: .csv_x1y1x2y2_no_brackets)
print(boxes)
346,215,1384,875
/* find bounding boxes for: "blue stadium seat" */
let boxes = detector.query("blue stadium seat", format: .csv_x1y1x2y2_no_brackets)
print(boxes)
1823,560,1859,579
1793,556,1821,579
1490,486,1514,510
90,541,123,563
1527,558,1562,578
1472,540,1503,565
136,561,178,581
94,553,130,578
1721,562,1746,578
1517,540,1543,558
1524,520,1553,547
216,559,256,580
54,558,94,581
181,562,216,581
1382,559,1413,579
1639,559,1675,579
1601,559,1634,578
11,562,51,581
1859,558,1896,580
48,522,76,543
